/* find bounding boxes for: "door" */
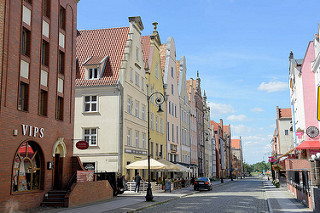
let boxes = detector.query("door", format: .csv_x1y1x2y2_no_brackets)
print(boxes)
53,154,63,189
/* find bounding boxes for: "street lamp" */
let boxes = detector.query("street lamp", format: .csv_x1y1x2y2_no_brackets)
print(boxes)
145,84,165,202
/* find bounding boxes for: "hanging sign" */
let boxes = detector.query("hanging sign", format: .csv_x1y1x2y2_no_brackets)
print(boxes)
296,131,303,139
76,141,89,150
268,156,276,163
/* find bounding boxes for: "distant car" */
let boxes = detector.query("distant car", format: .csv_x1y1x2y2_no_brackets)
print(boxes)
194,177,212,191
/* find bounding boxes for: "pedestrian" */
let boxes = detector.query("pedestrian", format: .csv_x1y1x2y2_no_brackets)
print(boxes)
191,176,195,185
134,173,141,193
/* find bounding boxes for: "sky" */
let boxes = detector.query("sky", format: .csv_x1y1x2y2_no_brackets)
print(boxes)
77,0,320,164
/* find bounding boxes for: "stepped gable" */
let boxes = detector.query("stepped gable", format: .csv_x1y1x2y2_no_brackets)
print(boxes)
76,27,129,86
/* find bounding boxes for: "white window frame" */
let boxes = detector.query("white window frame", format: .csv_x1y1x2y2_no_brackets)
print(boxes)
135,100,139,118
130,68,133,82
84,95,98,112
84,128,98,146
155,63,159,79
142,133,146,149
136,47,139,61
142,105,146,120
135,72,139,86
156,116,159,132
127,128,132,146
141,77,145,91
172,124,175,142
127,96,132,114
89,68,99,80
135,131,139,147
160,118,163,134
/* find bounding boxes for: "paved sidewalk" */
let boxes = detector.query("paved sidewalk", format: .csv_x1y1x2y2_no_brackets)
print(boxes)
263,179,312,213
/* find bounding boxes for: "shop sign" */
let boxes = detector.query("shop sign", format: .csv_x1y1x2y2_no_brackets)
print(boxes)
309,150,320,157
296,131,303,139
76,141,89,150
125,148,147,155
83,162,95,170
22,124,44,138
77,170,94,182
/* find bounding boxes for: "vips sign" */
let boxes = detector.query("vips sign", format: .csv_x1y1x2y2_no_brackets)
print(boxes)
76,141,89,150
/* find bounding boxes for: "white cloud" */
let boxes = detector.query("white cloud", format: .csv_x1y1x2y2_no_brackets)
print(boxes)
227,114,247,122
251,108,264,112
258,81,288,93
269,124,276,129
208,102,235,115
232,124,254,136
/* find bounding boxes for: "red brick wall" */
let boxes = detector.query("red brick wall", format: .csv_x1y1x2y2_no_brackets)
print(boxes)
0,0,77,211
68,181,114,208
285,159,311,170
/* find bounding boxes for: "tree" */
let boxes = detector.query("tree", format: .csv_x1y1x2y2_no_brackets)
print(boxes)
243,162,253,173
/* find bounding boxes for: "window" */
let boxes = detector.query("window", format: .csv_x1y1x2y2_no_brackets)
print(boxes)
135,131,139,147
176,126,179,143
59,6,66,30
285,130,288,135
160,118,163,134
84,95,98,112
58,51,65,74
25,0,32,4
135,101,139,117
130,68,133,82
142,105,146,120
89,68,99,80
12,142,42,192
21,27,31,57
127,96,133,114
167,122,170,141
41,40,49,67
171,84,174,95
155,64,159,79
43,0,50,18
136,47,139,61
171,67,173,78
172,124,174,142
84,128,97,146
168,101,171,114
56,96,63,120
175,105,177,117
39,89,48,116
18,82,29,112
142,133,146,149
160,145,163,158
156,116,159,132
141,77,144,90
135,72,139,86
156,144,159,156
150,113,154,130
127,129,132,146
150,142,154,158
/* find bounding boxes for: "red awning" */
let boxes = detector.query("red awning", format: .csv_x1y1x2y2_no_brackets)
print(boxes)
296,141,320,149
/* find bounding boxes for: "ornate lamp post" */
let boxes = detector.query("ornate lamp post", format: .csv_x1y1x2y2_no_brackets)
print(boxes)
145,84,165,202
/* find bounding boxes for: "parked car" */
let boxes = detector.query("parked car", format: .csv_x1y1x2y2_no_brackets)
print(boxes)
194,177,212,191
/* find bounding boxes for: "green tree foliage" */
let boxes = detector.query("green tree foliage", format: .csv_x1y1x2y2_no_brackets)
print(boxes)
243,162,253,173
252,161,269,173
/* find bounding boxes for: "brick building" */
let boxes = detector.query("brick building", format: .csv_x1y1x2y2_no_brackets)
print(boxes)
0,0,78,211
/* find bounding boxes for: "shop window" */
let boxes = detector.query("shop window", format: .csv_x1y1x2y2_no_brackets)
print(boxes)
39,89,48,116
21,27,31,57
12,141,42,192
18,82,29,112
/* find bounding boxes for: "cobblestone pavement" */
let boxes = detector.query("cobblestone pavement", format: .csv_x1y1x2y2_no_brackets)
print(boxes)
138,177,268,213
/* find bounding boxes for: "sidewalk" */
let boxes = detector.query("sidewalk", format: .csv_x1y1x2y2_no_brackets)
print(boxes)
263,178,312,213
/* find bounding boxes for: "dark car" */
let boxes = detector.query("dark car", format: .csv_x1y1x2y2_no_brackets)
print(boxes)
194,177,212,191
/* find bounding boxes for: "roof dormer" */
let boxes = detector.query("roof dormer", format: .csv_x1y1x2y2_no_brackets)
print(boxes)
82,55,109,80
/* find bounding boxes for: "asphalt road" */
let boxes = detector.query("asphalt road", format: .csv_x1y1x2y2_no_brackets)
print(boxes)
138,177,268,213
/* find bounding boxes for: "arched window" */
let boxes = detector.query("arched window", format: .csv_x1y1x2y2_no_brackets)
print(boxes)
12,141,43,192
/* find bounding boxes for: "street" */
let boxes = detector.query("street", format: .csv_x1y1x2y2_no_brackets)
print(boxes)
138,178,268,213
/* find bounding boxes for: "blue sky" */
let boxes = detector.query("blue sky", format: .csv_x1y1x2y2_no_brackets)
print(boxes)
78,0,320,164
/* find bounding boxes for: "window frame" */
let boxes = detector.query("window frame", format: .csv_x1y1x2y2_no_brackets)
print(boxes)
89,68,99,80
84,128,98,146
84,95,98,113
18,81,29,112
39,89,48,116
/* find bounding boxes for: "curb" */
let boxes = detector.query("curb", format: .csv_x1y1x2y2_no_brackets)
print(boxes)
263,180,273,213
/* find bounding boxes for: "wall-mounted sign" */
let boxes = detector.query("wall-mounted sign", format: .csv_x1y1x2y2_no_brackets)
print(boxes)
296,131,303,139
76,141,89,150
125,148,147,155
83,162,95,170
77,170,94,182
22,124,44,138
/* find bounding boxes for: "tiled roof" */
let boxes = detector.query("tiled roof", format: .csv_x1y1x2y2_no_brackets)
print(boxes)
231,139,240,149
83,55,108,66
279,108,291,118
211,120,220,131
176,60,180,84
141,36,150,66
75,27,129,87
224,125,230,134
160,44,166,76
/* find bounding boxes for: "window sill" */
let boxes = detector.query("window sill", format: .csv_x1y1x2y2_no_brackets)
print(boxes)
82,111,100,115
87,145,100,149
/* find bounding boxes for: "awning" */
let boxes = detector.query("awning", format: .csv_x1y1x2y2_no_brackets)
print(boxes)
157,159,182,171
125,158,166,170
295,141,320,150
174,163,192,172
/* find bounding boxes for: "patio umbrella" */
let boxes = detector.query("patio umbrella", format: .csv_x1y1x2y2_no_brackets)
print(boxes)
125,158,166,170
157,159,182,171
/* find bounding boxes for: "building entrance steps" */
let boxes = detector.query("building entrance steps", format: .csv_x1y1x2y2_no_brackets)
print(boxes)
263,178,312,212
